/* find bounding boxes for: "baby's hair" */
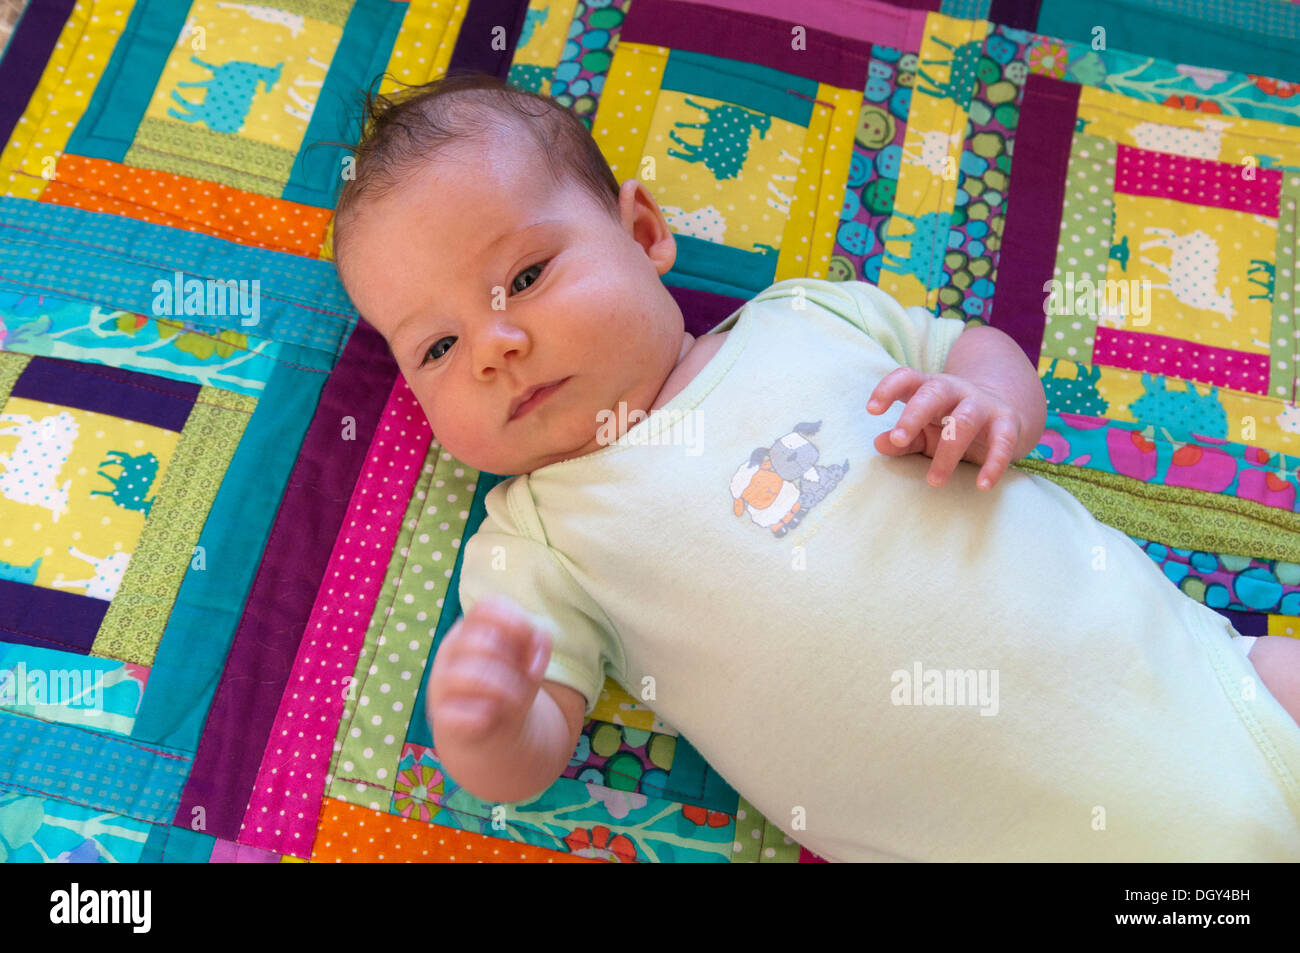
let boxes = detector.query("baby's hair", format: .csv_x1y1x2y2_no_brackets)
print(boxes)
332,69,622,264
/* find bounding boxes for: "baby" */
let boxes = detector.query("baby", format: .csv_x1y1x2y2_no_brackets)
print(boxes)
333,71,1300,861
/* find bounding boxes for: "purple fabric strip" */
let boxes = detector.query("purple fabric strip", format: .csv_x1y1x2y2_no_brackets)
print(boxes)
448,0,529,77
669,285,747,339
623,0,873,90
11,356,199,432
988,0,1042,29
173,319,397,840
987,73,1078,363
1214,608,1268,637
0,579,106,654
0,0,77,146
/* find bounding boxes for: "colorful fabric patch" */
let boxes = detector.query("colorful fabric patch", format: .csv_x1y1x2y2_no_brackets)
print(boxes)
6,0,1300,867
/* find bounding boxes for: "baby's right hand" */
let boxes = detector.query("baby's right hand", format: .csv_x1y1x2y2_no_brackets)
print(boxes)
427,596,553,749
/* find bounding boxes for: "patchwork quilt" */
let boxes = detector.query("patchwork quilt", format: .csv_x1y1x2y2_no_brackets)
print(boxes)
1,0,1298,863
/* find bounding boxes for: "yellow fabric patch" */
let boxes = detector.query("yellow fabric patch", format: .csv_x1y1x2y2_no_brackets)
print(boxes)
879,12,987,310
0,399,178,600
382,0,467,89
143,0,340,152
513,0,580,75
1111,193,1276,351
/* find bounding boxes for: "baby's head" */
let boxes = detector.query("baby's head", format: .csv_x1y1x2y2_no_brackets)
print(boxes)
333,70,686,476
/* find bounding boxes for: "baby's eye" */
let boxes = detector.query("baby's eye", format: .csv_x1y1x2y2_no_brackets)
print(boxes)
420,337,455,367
510,260,548,295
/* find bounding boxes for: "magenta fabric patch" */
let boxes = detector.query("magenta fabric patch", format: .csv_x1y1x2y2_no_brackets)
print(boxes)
238,379,432,856
1093,326,1270,395
672,0,929,51
209,838,281,863
1114,144,1283,217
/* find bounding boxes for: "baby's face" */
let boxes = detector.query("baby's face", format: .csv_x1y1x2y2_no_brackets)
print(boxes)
336,128,686,476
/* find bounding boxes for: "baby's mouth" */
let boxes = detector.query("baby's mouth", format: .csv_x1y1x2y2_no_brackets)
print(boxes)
508,377,569,422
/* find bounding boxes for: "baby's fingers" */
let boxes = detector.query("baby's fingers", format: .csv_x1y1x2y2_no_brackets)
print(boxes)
873,427,927,457
883,376,956,450
974,414,1021,490
867,367,925,415
924,398,985,487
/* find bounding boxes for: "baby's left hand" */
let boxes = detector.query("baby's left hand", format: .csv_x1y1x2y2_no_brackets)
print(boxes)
866,367,1024,490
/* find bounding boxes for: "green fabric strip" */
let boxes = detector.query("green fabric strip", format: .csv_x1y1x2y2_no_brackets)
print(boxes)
0,350,32,403
276,0,356,26
1267,175,1300,403
1013,457,1300,562
328,443,479,810
92,387,257,665
1047,134,1116,362
731,795,800,862
126,118,298,197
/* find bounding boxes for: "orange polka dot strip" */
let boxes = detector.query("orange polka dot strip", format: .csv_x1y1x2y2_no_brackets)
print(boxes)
311,799,599,863
40,155,332,258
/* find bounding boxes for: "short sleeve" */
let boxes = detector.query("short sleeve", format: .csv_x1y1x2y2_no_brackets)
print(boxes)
457,480,624,718
825,280,967,375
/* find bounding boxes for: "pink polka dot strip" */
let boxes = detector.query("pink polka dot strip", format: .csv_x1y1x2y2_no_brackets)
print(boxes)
1114,143,1283,217
1094,325,1269,396
238,377,431,855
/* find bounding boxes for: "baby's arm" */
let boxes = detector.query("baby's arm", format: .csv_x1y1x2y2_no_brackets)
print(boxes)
427,596,587,804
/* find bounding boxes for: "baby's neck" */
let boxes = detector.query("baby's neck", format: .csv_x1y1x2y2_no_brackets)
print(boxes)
649,331,727,412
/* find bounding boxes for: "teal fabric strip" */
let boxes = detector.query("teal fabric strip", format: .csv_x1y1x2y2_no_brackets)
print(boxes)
64,0,194,162
1038,0,1300,85
0,710,192,824
1129,0,1300,39
140,823,215,862
130,341,325,752
665,233,778,298
1045,32,1300,127
284,0,409,207
661,50,816,127
0,198,356,364
668,736,739,814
